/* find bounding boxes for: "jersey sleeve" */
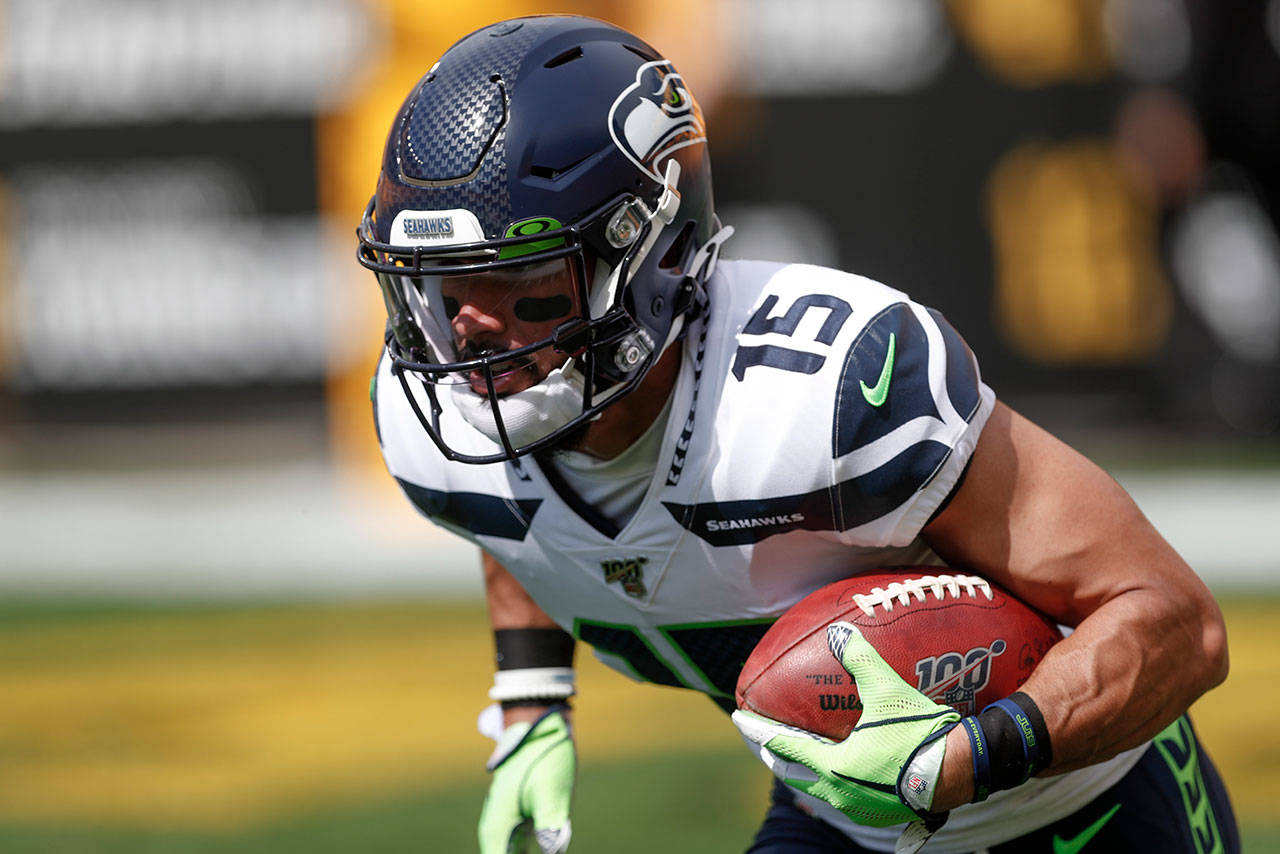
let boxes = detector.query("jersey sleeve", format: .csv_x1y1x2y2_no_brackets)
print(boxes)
828,299,994,548
372,352,481,545
373,353,545,547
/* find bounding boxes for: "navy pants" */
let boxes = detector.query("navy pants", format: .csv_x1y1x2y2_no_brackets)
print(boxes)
748,716,1239,853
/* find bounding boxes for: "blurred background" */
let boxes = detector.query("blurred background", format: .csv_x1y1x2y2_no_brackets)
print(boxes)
1,0,1278,850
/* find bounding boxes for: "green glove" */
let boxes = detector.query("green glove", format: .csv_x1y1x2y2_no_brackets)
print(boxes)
479,706,575,854
733,623,959,851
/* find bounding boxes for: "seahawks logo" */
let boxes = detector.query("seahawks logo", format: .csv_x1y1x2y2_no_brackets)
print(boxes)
607,60,706,184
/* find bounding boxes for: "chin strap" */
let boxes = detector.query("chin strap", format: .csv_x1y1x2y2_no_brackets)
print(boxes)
661,220,732,350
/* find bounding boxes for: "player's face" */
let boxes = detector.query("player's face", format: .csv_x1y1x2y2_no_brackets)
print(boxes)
441,257,580,396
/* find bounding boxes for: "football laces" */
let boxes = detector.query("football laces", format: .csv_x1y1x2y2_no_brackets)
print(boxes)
850,574,992,616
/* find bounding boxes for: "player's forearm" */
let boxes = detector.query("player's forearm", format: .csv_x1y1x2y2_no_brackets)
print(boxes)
484,551,561,630
482,552,578,725
1021,584,1227,773
932,579,1227,811
923,404,1229,809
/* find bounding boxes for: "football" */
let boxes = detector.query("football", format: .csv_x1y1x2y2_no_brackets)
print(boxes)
735,568,1062,741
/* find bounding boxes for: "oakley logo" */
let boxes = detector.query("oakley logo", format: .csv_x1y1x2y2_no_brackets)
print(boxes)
402,216,454,238
608,60,706,183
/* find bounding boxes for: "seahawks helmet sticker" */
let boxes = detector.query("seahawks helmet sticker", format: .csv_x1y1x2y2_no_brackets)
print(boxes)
607,60,707,184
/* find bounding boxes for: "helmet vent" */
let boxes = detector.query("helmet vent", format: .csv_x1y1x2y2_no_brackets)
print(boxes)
544,46,583,68
622,43,658,62
529,153,590,180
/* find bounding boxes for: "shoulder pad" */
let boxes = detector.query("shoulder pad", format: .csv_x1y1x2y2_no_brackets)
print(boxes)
703,263,992,546
373,354,541,542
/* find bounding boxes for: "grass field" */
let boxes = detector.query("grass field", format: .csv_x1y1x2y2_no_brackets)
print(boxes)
0,596,1276,852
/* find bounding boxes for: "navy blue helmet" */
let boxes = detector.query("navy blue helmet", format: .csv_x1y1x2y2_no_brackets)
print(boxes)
357,15,727,464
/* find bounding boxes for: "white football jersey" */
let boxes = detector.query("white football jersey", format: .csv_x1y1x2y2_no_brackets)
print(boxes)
374,259,1143,852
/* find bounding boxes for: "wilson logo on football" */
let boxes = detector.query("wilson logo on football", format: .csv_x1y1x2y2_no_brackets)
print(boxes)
818,693,861,712
914,639,1007,717
607,60,706,184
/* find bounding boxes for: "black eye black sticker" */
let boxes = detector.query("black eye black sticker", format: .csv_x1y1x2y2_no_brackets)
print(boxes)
513,294,572,322
442,296,460,319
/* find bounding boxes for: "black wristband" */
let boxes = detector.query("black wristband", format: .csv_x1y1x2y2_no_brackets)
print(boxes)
971,692,1054,796
500,698,573,711
494,628,575,670
996,692,1052,774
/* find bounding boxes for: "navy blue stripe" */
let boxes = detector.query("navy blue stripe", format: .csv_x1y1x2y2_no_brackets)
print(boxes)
395,477,541,540
662,491,835,547
832,303,940,460
536,455,621,540
575,619,684,688
834,439,951,531
663,440,950,546
927,307,981,421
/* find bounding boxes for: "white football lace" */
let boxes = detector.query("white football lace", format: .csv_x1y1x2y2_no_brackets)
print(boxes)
850,574,992,616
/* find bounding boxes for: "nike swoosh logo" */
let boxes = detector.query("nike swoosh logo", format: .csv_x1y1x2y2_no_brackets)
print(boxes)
1053,803,1121,854
860,332,895,407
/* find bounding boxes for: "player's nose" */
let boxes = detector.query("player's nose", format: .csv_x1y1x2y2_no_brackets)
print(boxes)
452,300,505,341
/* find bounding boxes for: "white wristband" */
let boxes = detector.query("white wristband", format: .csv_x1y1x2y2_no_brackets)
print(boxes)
488,666,576,702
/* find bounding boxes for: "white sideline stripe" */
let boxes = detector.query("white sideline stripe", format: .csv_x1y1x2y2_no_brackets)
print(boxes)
0,464,1275,597
0,462,481,599
1112,470,1280,588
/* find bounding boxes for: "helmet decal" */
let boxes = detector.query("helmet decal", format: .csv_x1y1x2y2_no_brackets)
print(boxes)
608,61,706,184
390,208,486,247
498,216,565,260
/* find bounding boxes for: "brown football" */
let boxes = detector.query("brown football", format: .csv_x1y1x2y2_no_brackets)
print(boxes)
736,568,1062,741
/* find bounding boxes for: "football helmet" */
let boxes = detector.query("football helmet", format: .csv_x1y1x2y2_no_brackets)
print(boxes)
357,15,731,463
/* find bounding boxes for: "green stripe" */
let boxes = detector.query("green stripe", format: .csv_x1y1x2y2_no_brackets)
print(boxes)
656,618,775,698
1153,716,1224,854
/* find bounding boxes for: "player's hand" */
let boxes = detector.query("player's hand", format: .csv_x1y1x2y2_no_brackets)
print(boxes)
479,705,575,854
732,622,959,854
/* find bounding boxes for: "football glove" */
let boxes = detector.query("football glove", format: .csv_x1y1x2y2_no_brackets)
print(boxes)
733,622,959,854
479,705,575,854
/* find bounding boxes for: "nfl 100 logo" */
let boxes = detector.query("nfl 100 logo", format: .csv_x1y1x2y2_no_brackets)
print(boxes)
913,639,1006,716
600,556,647,598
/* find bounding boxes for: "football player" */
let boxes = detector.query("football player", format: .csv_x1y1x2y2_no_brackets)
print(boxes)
356,15,1237,854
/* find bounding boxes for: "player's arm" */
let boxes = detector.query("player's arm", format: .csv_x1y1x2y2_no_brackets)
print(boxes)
483,555,576,727
921,401,1229,808
733,401,1229,851
478,552,577,854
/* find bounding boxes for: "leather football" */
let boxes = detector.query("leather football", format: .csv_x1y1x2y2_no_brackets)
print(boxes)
736,568,1062,741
